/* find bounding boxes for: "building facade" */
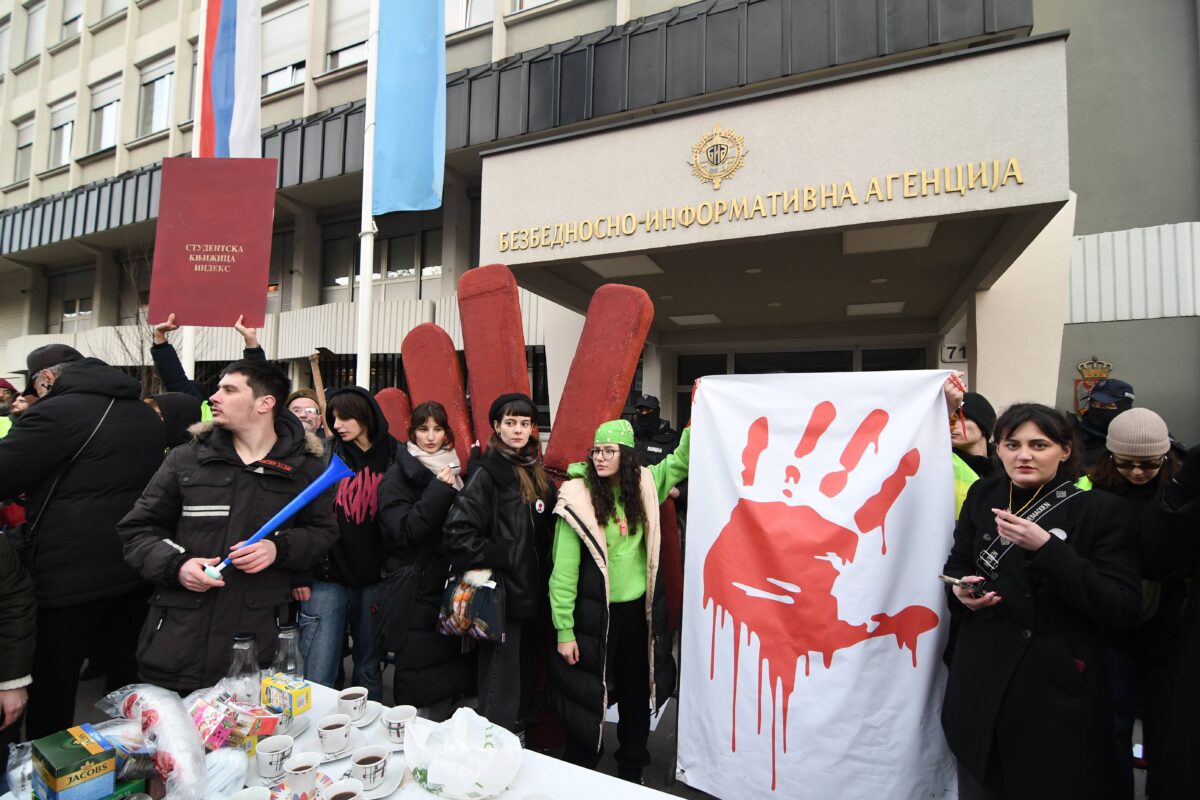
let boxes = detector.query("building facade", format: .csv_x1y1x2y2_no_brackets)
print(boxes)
0,0,1193,442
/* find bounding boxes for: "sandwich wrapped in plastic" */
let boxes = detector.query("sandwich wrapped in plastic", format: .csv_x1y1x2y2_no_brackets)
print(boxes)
404,708,522,800
98,684,205,800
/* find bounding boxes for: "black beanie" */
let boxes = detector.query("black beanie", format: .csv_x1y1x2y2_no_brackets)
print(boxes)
488,392,536,426
961,392,997,438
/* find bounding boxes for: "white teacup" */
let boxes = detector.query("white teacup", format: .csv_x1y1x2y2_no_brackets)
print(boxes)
256,734,294,781
324,777,364,800
382,705,416,746
338,686,369,720
350,745,388,791
316,714,352,754
282,751,321,800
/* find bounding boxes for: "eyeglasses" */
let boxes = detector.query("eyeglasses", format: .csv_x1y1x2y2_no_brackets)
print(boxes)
1111,455,1166,472
292,407,320,415
589,447,620,461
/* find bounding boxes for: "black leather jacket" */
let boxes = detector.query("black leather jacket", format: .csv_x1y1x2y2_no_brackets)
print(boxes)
442,448,556,618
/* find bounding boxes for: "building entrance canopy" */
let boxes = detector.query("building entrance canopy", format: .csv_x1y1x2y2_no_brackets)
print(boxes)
480,35,1069,341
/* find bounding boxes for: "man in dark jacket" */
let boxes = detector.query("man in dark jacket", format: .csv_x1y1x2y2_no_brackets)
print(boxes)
0,344,166,737
119,360,338,693
0,534,35,776
631,395,679,466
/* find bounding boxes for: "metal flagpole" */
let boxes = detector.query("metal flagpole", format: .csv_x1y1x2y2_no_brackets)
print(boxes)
353,0,381,389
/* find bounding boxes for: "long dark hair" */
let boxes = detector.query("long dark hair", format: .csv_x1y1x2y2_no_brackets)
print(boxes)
992,403,1083,478
408,401,455,449
1089,450,1179,491
585,445,647,535
327,390,377,443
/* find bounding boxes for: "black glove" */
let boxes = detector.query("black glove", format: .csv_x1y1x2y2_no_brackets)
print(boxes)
1164,444,1200,509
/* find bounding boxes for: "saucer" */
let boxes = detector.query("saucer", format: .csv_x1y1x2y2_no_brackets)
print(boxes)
277,714,311,738
361,758,404,800
350,701,382,728
267,771,333,800
317,727,367,763
328,756,404,800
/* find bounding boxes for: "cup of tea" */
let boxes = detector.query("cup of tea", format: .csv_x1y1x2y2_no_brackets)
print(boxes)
282,752,321,800
337,687,369,720
350,745,388,791
317,713,352,754
256,734,294,781
382,705,416,746
324,778,364,800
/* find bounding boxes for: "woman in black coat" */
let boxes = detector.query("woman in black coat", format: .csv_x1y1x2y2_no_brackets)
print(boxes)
941,403,1142,800
443,393,557,736
1139,443,1200,798
376,401,473,719
1086,408,1182,798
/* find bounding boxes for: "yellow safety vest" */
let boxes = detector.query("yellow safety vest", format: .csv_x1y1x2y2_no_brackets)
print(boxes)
952,452,980,519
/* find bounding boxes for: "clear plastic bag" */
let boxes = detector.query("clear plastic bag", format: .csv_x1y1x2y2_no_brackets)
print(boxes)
5,742,32,800
203,747,249,800
404,708,522,800
98,684,205,800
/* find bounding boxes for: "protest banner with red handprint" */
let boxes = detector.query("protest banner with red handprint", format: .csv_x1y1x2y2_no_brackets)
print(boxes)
677,371,957,798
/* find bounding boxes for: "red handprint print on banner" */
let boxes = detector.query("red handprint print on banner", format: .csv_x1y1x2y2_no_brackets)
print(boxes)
704,401,940,789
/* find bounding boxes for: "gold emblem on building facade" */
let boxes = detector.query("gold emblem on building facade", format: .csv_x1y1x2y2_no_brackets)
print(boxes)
691,124,745,189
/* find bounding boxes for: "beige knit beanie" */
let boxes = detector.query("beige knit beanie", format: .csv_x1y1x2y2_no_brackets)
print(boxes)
1106,408,1170,458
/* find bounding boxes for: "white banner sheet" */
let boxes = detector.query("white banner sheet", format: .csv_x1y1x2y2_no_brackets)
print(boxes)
677,371,957,798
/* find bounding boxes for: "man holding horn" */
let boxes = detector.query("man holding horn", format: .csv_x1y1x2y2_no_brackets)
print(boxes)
119,360,339,694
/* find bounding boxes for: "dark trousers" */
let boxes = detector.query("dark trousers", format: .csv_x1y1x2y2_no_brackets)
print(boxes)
564,597,652,779
26,587,148,739
1110,646,1169,799
477,617,535,734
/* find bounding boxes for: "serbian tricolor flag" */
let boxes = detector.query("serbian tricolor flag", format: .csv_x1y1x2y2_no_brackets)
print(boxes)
194,0,261,158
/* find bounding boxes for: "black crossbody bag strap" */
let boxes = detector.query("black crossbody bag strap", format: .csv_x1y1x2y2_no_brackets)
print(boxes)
25,397,116,540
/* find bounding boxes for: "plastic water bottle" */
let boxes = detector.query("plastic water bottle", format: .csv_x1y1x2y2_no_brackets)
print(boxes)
269,623,305,681
226,632,261,704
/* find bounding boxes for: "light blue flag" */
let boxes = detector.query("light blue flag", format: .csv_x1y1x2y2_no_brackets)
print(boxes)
372,0,445,214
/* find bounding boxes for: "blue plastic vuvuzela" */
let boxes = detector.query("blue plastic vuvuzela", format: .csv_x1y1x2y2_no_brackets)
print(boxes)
203,454,353,580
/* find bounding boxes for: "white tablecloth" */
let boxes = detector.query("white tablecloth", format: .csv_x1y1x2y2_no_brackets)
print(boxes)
291,683,670,798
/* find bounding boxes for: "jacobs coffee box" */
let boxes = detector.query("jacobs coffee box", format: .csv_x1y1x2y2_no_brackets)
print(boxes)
32,725,116,800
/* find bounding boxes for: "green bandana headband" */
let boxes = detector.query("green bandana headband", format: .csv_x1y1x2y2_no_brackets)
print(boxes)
593,419,634,448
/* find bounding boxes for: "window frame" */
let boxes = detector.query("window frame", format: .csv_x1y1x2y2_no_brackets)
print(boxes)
136,56,174,138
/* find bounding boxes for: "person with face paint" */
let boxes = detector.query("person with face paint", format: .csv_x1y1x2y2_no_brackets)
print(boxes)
941,403,1142,799
443,393,556,737
546,418,690,785
1088,409,1183,798
376,401,473,719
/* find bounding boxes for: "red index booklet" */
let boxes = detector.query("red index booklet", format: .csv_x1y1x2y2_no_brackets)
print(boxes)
148,157,278,327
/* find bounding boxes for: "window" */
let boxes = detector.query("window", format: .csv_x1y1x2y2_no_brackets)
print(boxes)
262,2,307,94
47,99,74,168
60,0,81,40
445,0,493,33
326,0,367,70
23,1,45,61
89,78,120,151
511,0,555,11
322,236,357,287
187,47,196,120
13,118,33,181
383,234,415,279
137,57,173,137
100,0,127,19
0,19,11,74
46,269,95,334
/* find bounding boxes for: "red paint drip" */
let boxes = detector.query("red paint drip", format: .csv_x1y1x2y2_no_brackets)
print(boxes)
704,491,939,787
784,465,800,484
820,410,889,497
855,448,921,554
795,401,836,458
742,417,770,486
